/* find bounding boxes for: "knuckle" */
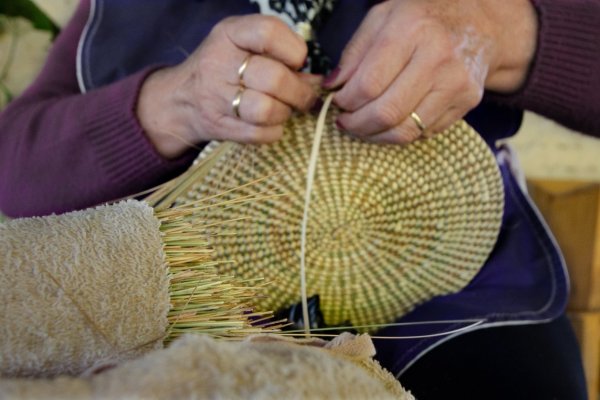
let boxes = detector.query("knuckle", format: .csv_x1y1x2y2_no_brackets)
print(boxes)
447,75,471,97
414,23,455,63
220,15,238,26
256,16,283,43
432,26,453,47
369,2,387,16
368,1,392,20
373,104,402,128
355,73,386,103
411,17,436,40
214,16,237,35
268,67,288,92
253,98,281,123
428,34,455,65
265,101,284,122
262,102,279,122
251,99,271,122
264,15,286,28
341,42,362,64
454,74,483,108
465,87,483,109
437,46,456,66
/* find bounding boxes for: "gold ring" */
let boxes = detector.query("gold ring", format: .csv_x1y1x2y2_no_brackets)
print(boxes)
410,112,426,133
237,55,252,87
232,87,245,118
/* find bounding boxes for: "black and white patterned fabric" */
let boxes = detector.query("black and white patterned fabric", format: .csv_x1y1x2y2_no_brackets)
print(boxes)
250,0,337,73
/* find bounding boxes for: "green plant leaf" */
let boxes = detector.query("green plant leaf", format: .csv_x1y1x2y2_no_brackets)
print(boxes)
0,80,13,103
0,0,58,36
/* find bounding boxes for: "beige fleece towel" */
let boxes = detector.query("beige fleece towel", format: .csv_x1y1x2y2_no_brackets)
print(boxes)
0,334,414,400
0,200,170,377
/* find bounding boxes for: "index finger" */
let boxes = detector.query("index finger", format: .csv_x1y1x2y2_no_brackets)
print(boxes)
222,15,308,70
323,2,391,89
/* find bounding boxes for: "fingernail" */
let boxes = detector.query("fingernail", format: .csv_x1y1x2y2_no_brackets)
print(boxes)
335,118,346,132
302,56,309,70
323,67,341,88
310,98,324,114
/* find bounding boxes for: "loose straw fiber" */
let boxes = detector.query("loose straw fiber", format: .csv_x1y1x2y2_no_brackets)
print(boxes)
175,106,504,330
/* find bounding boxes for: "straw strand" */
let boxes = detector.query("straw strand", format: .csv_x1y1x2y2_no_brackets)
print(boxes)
299,92,336,336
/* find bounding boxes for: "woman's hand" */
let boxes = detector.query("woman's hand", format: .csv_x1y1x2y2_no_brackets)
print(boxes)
324,0,538,144
137,15,320,158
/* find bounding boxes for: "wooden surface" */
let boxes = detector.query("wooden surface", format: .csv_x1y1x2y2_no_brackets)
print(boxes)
528,180,600,311
529,179,600,399
569,312,600,399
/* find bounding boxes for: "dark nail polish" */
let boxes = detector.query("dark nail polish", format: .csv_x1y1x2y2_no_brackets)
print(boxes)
323,67,341,88
310,98,324,114
301,56,309,71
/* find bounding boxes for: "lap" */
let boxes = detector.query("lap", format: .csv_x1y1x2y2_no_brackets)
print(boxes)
399,314,587,399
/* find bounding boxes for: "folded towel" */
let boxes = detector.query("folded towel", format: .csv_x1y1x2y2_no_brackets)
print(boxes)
0,333,413,400
0,200,169,377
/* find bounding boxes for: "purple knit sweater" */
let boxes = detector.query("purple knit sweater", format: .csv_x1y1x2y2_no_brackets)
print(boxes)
0,0,599,218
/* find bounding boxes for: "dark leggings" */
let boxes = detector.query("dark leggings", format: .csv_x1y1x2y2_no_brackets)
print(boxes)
399,314,587,399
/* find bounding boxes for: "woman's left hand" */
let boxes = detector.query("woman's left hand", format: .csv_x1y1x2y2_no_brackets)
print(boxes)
323,0,538,144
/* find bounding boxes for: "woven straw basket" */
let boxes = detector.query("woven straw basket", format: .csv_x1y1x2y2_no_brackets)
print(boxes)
173,106,504,330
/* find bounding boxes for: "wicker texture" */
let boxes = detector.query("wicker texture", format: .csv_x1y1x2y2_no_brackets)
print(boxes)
177,107,504,330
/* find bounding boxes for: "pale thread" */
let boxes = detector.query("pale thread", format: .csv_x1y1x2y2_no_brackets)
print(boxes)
300,92,336,337
281,318,484,339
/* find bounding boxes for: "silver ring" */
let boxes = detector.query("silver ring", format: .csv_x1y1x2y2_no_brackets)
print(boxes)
237,55,252,87
410,112,426,133
232,87,245,118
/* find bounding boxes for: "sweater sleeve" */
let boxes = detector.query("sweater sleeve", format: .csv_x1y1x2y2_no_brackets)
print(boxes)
486,0,600,137
0,0,197,218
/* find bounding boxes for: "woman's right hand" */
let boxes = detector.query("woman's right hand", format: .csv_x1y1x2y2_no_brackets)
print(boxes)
136,15,320,158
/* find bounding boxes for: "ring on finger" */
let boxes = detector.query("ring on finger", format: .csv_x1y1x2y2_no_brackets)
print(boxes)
237,55,252,87
232,87,245,118
410,111,427,134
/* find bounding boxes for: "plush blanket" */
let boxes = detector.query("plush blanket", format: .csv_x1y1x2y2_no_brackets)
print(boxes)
1,333,413,399
0,201,169,377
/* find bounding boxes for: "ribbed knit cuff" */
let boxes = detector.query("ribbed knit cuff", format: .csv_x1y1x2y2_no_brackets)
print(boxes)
487,0,600,135
83,66,197,195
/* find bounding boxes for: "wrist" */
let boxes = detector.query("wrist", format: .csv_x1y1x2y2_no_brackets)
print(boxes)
136,67,194,159
484,0,539,93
